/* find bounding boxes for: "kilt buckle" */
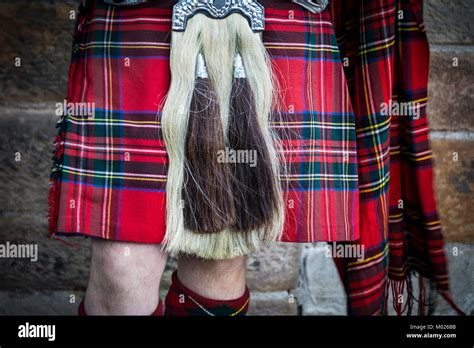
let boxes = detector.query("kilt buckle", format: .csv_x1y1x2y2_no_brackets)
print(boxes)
291,0,329,14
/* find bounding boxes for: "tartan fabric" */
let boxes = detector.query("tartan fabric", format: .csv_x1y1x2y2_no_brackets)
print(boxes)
388,0,454,314
164,271,250,316
328,0,394,315
329,0,454,315
48,0,454,315
48,0,360,244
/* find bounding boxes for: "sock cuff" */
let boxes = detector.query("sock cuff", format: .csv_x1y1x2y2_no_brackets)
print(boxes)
151,298,164,316
169,270,250,314
78,299,86,316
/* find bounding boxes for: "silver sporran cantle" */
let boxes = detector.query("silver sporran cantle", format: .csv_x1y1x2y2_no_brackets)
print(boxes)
172,0,265,32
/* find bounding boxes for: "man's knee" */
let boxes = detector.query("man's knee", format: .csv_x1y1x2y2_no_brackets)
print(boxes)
85,239,167,314
175,255,247,301
179,255,247,275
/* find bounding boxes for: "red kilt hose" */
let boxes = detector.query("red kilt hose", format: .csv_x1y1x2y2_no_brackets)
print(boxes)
48,0,457,315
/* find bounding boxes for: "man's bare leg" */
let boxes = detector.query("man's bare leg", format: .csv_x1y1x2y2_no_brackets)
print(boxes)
176,255,247,300
84,239,167,315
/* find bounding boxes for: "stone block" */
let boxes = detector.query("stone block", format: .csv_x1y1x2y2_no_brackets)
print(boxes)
425,0,474,45
428,49,474,131
0,290,82,315
295,244,347,315
432,139,474,243
0,107,58,214
248,291,298,316
0,214,90,290
246,242,302,292
0,2,77,104
435,243,473,315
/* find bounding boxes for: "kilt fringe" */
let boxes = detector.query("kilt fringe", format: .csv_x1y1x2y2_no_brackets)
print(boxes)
47,179,60,235
48,115,68,236
384,272,466,316
439,290,467,316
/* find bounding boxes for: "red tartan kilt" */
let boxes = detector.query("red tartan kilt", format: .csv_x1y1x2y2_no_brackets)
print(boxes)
48,0,360,244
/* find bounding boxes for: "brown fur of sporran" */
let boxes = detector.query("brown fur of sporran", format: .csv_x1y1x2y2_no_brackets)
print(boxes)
228,76,280,233
182,76,236,233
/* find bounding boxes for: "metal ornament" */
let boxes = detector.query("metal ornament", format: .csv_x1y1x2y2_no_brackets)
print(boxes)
103,0,148,6
196,53,209,78
172,0,265,32
291,0,329,14
233,53,246,79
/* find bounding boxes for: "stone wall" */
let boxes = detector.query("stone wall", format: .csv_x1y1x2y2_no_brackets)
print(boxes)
0,0,472,315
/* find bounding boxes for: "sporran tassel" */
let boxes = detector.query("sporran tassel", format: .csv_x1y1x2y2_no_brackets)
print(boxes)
182,54,236,233
161,1,284,259
228,53,280,234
